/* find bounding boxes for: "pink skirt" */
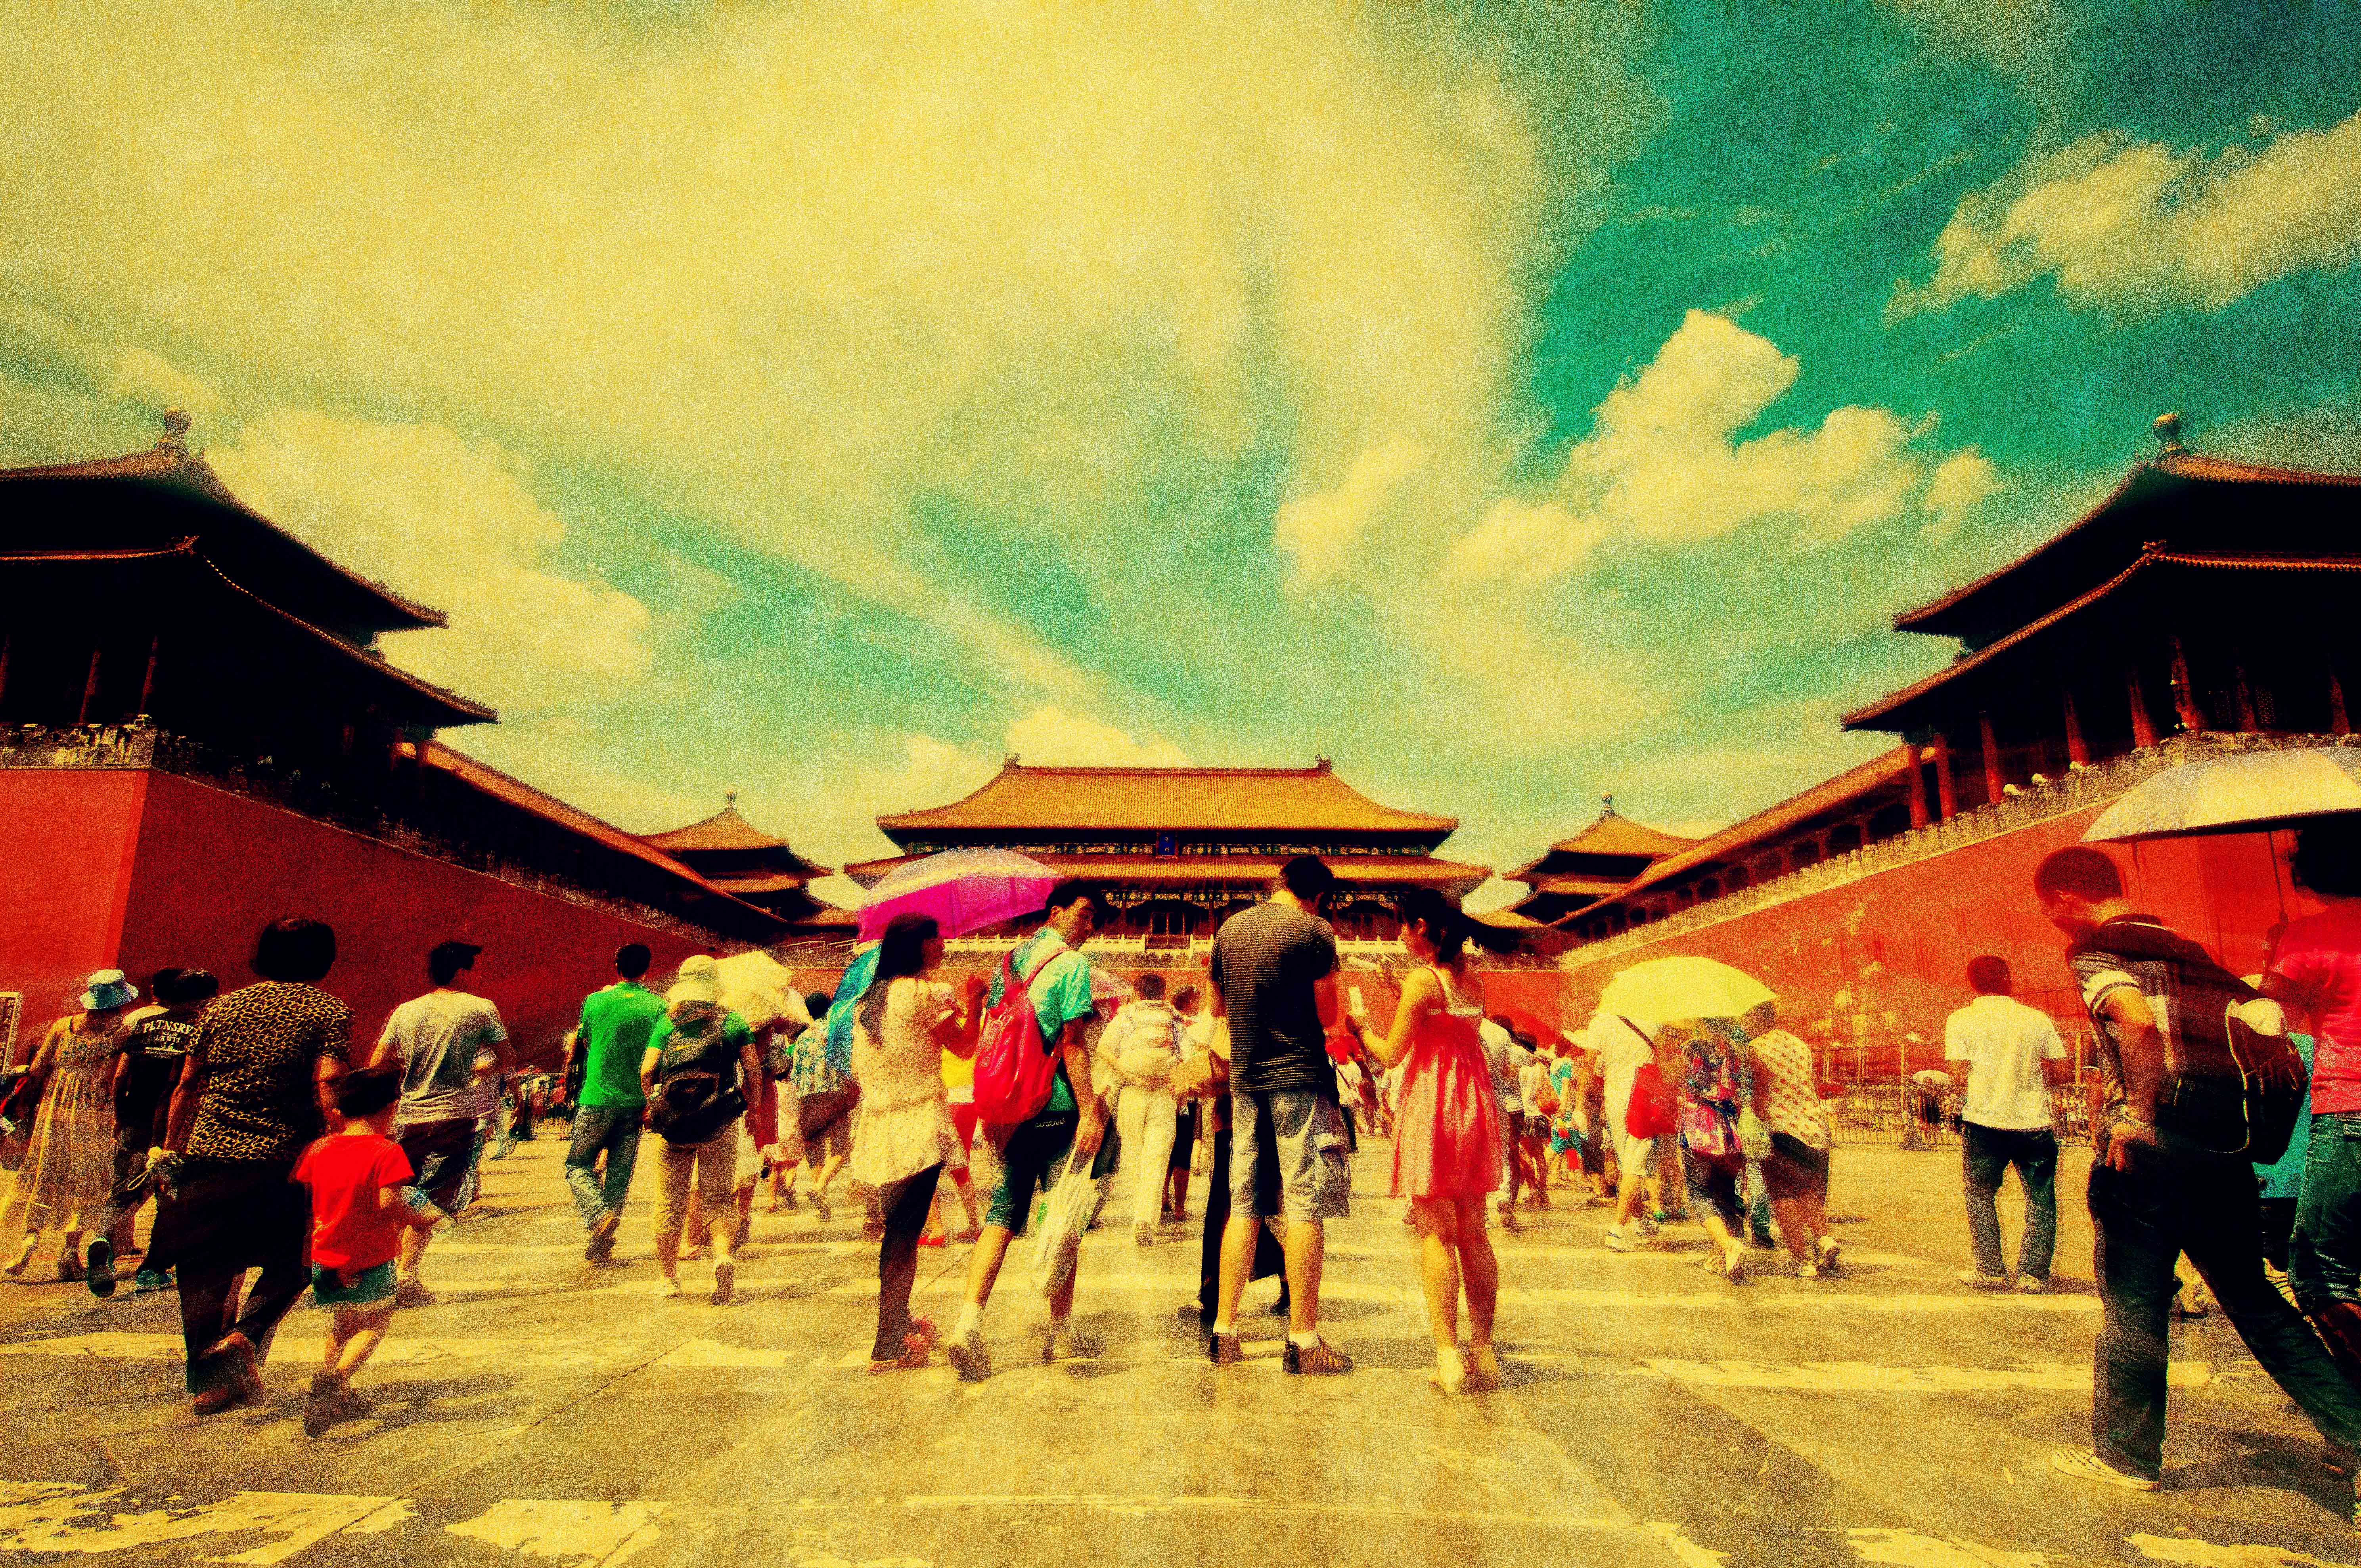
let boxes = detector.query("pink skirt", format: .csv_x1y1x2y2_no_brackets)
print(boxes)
1390,1035,1504,1201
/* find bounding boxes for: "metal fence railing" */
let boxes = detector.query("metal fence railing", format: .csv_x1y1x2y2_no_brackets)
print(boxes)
1822,1080,2094,1148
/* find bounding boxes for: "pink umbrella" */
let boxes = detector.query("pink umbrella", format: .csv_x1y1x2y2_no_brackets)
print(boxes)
856,847,1061,943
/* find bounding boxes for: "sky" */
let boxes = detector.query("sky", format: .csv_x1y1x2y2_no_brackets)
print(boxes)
4,0,2358,911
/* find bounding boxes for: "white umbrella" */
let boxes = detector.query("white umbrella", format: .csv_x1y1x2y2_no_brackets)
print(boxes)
2085,746,2361,843
1598,956,1777,1031
712,950,811,1031
1911,1069,1951,1088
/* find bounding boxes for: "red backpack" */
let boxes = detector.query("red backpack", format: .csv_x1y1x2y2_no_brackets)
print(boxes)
972,942,1067,1130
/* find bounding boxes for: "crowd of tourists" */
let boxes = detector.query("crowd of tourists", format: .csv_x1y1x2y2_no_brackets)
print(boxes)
2,836,2359,1520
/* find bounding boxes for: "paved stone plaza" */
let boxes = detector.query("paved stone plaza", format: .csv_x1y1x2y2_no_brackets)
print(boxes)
0,1136,2349,1567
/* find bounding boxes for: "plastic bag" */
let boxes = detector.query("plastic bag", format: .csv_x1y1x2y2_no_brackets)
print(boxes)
1738,1107,1772,1164
1029,1142,1105,1297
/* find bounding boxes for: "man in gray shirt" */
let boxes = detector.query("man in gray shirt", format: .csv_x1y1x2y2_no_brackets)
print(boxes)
370,940,513,1308
1208,855,1351,1374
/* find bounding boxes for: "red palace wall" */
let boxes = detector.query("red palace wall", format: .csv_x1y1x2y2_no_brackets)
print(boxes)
3,769,713,1067
0,769,149,1057
1559,805,2309,1077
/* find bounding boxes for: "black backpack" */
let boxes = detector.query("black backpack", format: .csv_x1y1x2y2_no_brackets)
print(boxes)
2075,918,2310,1163
647,1011,746,1146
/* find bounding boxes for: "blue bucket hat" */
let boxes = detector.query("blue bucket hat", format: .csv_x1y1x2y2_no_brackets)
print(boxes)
81,969,139,1012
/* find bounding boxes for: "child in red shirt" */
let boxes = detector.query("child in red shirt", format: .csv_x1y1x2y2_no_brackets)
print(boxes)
293,1067,444,1436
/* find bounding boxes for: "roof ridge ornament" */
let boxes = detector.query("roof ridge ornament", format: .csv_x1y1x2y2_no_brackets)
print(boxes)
159,407,191,454
2153,411,2188,457
725,789,738,808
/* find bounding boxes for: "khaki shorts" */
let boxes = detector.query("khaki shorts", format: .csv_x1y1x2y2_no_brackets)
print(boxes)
1229,1089,1351,1224
653,1127,739,1241
1616,1129,1664,1180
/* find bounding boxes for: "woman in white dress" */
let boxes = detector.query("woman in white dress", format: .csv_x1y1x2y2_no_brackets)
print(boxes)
3,970,138,1279
848,915,979,1372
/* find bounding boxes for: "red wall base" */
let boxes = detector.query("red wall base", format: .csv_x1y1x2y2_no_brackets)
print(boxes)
4,769,716,1067
1558,807,2304,1078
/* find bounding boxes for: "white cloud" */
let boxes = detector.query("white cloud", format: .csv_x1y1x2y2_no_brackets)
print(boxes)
1274,440,1427,590
1882,0,2075,101
1890,106,2361,320
107,347,218,417
1442,310,1986,585
207,411,653,715
0,0,1659,702
1442,495,1607,589
1921,447,2003,539
1005,706,1191,768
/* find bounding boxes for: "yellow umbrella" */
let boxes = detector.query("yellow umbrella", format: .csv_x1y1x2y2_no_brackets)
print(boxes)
1598,956,1776,1031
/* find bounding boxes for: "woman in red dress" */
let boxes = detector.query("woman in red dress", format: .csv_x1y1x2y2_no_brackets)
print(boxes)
1351,889,1504,1393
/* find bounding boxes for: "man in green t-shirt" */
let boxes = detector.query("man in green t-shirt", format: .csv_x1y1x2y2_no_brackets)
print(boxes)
565,943,669,1260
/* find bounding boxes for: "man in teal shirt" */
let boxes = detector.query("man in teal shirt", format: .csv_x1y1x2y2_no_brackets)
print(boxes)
942,882,1111,1380
565,943,669,1260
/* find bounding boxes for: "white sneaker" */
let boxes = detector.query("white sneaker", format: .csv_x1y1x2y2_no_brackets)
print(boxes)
2014,1274,2047,1295
1603,1226,1635,1253
1958,1268,2008,1288
1796,1258,1821,1279
944,1323,990,1381
655,1275,684,1300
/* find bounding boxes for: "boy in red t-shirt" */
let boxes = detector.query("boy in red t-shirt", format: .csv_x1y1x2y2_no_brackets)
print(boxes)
293,1068,445,1436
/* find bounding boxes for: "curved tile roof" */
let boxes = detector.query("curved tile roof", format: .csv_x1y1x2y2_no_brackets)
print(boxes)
0,438,449,633
876,759,1457,836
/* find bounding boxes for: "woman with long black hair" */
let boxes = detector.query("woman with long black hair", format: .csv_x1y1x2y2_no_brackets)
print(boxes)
847,914,979,1371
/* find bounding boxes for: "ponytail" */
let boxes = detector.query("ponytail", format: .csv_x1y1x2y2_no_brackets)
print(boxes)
1396,888,1468,965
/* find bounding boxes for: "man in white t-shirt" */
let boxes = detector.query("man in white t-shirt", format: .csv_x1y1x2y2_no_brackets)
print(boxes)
1943,954,2068,1291
370,941,513,1307
1590,1010,1664,1252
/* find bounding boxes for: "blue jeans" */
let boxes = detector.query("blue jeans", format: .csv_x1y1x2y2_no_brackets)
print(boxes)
1963,1122,2058,1281
565,1105,643,1229
1744,1160,1774,1241
2292,1109,2361,1310
2088,1141,2361,1480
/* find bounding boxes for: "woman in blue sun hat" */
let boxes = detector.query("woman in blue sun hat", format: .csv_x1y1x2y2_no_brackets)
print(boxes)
2,969,138,1280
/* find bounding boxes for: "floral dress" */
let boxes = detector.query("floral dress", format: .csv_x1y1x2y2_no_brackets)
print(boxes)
2,1016,123,1237
848,978,968,1194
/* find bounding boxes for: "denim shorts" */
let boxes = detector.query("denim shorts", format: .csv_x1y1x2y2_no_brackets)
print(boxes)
984,1113,1079,1237
311,1260,396,1309
1229,1090,1351,1224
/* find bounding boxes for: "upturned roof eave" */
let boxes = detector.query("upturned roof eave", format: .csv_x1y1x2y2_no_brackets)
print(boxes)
1892,450,2361,640
0,538,495,727
1844,549,2361,732
0,442,450,632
